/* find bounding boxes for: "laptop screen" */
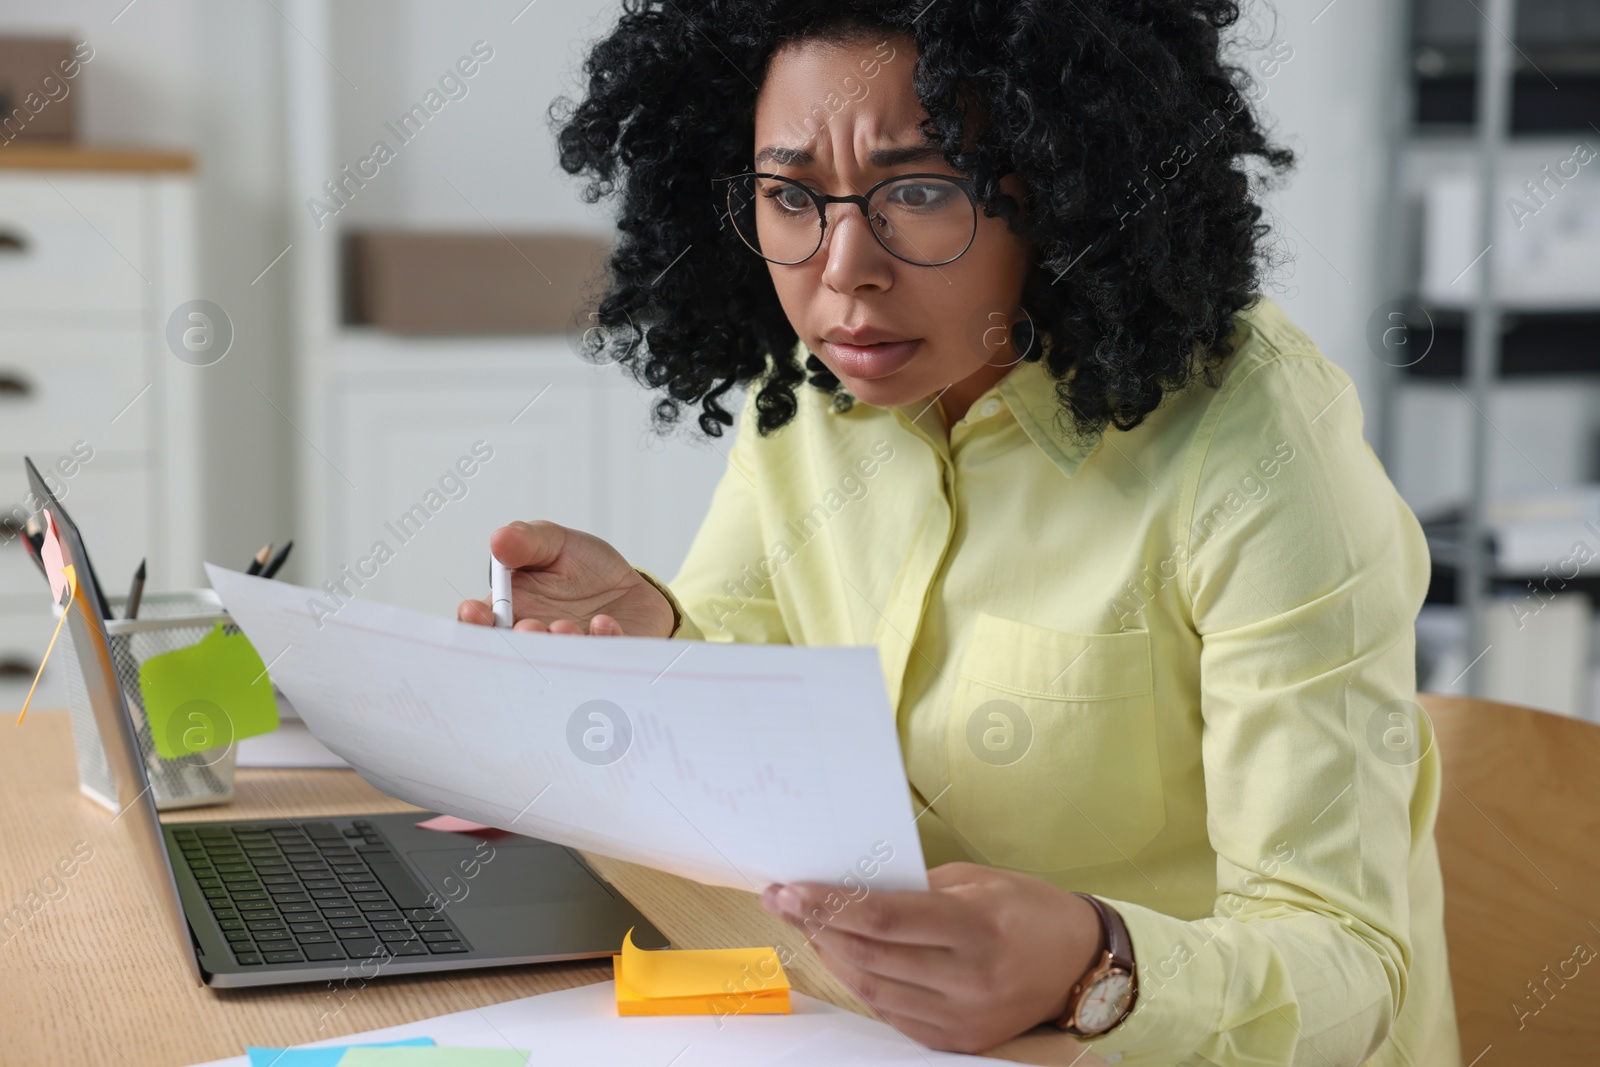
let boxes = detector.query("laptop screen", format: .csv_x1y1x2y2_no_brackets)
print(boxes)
23,456,204,985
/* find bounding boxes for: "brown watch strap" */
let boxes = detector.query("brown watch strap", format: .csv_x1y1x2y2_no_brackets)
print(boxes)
1075,892,1135,973
1055,892,1138,1035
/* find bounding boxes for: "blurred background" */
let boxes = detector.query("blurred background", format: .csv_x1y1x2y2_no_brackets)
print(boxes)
1,0,1597,720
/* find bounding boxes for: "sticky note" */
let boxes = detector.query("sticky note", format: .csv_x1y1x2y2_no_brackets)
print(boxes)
337,1050,531,1066
40,509,70,607
613,927,790,1016
245,1037,434,1066
416,815,509,837
138,622,280,758
17,561,77,724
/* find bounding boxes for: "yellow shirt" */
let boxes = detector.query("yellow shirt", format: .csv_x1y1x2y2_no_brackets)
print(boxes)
644,296,1462,1066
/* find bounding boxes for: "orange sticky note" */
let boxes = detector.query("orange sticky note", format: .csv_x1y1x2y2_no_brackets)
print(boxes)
613,927,790,1017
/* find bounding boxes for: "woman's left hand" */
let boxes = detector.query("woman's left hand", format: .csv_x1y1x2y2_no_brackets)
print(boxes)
759,861,1105,1054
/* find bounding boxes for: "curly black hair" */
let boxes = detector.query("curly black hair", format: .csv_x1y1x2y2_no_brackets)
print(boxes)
551,0,1294,439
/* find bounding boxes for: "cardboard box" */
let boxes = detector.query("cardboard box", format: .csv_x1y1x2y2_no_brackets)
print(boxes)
0,37,80,143
344,231,613,335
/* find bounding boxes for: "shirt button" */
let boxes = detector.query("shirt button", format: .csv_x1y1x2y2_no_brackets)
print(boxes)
978,398,1001,419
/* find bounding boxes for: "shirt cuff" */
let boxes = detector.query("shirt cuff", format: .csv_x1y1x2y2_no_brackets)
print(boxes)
1079,897,1224,1063
632,567,704,641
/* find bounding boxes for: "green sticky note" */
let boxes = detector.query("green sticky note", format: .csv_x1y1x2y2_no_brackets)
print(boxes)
336,1050,530,1066
138,623,279,759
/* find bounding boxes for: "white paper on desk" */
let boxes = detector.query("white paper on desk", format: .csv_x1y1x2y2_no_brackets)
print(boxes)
206,565,928,893
186,983,985,1067
235,722,350,768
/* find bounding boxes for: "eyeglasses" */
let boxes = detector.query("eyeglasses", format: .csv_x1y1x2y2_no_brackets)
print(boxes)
713,171,980,266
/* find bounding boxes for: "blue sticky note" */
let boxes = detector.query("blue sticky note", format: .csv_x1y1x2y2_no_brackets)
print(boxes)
245,1037,435,1066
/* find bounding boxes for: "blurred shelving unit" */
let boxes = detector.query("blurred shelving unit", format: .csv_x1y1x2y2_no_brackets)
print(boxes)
276,0,728,617
0,145,199,712
1380,0,1600,716
1411,0,1600,131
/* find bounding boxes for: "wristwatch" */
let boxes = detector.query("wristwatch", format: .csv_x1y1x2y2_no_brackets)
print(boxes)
1054,892,1138,1037
632,567,683,636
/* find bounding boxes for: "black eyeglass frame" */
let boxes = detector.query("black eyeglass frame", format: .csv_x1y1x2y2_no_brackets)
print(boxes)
712,170,981,267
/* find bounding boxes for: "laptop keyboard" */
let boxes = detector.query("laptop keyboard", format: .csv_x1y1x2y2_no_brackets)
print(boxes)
171,819,471,967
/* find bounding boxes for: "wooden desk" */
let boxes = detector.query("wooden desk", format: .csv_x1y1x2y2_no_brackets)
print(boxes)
1,712,1099,1066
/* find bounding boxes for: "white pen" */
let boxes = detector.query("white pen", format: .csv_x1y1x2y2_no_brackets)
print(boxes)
490,553,514,628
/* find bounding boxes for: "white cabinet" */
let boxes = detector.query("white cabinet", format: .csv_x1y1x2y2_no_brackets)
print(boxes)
0,174,147,316
0,330,151,454
0,153,199,714
597,381,736,573
278,1,727,619
318,336,728,619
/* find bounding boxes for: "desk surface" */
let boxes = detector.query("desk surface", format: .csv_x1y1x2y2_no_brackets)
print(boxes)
2,712,1097,1066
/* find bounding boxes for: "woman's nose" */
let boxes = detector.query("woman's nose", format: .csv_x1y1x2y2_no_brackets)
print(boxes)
819,204,894,292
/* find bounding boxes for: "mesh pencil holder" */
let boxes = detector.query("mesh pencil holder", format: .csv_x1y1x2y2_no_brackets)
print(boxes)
57,588,239,811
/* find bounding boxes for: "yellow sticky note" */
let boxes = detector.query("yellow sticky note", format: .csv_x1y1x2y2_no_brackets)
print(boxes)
138,623,279,758
613,927,791,1017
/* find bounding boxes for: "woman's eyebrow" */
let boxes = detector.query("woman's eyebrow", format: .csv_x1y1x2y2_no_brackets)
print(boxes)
753,143,946,168
754,145,811,166
868,144,946,167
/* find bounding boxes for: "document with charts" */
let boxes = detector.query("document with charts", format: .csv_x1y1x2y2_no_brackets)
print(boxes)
206,565,928,893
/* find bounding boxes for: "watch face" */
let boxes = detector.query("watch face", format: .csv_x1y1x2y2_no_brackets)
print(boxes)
1076,971,1134,1034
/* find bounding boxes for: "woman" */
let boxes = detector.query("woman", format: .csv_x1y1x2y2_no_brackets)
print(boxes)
459,3,1462,1063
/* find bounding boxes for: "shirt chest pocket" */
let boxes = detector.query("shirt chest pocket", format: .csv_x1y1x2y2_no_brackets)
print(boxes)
943,613,1166,873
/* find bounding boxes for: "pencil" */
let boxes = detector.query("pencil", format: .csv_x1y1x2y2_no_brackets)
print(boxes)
125,558,146,620
246,542,272,576
259,540,294,580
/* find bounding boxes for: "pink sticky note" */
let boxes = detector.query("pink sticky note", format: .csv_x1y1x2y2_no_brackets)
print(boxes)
41,510,70,608
416,815,510,837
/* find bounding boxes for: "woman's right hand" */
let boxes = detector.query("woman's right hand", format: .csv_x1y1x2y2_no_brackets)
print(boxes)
456,520,676,637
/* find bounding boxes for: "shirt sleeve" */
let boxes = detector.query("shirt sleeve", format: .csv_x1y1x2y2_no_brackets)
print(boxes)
636,390,792,646
1086,353,1433,1066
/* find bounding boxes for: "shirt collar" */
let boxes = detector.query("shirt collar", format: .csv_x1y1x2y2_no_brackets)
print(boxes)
994,355,1104,478
819,337,1104,479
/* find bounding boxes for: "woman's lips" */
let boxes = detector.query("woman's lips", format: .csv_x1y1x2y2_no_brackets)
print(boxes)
822,339,921,380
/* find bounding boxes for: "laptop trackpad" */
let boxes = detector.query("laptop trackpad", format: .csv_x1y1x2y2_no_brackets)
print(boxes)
405,845,612,908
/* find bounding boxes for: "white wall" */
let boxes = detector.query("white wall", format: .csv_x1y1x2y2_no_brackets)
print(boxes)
1229,0,1411,451
324,0,620,232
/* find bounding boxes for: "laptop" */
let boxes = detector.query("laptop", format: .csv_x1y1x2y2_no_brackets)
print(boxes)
24,456,668,988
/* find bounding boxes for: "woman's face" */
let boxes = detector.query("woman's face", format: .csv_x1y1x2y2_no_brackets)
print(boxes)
751,33,1035,417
